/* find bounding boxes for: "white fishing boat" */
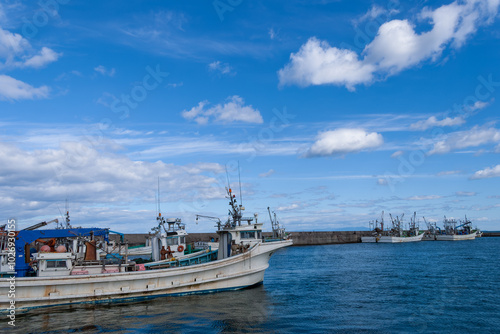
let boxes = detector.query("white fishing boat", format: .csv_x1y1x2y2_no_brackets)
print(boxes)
362,211,424,243
423,216,477,241
0,188,292,313
433,232,477,241
362,233,425,243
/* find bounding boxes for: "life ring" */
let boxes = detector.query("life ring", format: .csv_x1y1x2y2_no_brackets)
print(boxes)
177,245,184,252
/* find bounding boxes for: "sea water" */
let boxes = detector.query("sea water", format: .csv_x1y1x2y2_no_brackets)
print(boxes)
5,237,500,333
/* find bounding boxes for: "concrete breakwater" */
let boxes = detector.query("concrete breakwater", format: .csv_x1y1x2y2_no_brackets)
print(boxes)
188,231,372,245
112,230,498,246
111,231,373,246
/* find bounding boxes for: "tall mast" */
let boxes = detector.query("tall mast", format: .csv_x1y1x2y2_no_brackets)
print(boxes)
238,161,243,207
157,176,161,215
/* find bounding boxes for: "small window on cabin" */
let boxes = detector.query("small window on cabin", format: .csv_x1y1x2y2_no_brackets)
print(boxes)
180,237,185,244
241,231,256,239
167,238,179,246
47,260,67,269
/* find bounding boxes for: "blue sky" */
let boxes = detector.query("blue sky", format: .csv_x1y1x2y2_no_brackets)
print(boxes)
0,0,499,232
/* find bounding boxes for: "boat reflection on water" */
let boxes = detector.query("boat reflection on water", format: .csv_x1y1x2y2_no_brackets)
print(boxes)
14,285,275,333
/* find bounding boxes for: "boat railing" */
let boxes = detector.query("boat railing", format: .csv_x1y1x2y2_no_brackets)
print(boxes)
144,249,218,270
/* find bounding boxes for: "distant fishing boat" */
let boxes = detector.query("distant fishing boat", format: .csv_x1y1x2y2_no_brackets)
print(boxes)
0,187,292,313
362,211,424,243
423,216,477,241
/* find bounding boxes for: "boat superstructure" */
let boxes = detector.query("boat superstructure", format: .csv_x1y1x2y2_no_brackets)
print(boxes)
104,215,190,260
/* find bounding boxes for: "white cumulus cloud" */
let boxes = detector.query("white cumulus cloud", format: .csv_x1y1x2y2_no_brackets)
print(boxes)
0,141,228,229
471,164,500,179
0,74,50,101
181,95,263,124
0,18,59,100
305,128,383,157
0,28,60,69
22,47,61,69
278,37,375,91
279,0,500,90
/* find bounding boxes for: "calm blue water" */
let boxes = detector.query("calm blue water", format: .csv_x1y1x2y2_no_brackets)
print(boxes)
6,237,500,333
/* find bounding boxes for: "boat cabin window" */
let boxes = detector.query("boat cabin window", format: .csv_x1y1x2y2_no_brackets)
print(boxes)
180,236,185,244
167,237,179,246
241,231,256,239
46,260,68,269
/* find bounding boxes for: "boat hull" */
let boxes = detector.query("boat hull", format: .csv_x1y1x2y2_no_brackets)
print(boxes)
361,233,424,243
423,231,477,241
0,240,292,312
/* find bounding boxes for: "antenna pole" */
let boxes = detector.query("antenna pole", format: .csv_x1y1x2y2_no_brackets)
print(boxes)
238,161,243,206
158,177,161,215
225,165,231,189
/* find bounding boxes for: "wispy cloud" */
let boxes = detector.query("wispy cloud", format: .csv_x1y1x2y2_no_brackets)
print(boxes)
436,170,461,176
353,5,399,26
135,136,299,159
456,191,476,196
410,116,465,130
208,61,235,76
429,126,500,155
259,169,275,178
94,65,116,77
377,178,388,186
268,28,277,40
407,195,442,201
96,92,118,108
391,150,404,158
113,10,273,59
277,203,300,211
